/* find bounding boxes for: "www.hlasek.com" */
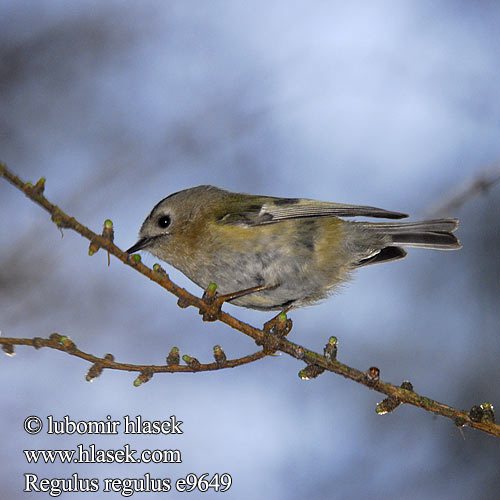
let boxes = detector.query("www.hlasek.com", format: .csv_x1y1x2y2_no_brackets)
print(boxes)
22,415,232,496
24,444,181,464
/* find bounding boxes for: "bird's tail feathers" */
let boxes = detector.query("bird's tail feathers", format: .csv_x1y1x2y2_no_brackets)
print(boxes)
364,218,461,250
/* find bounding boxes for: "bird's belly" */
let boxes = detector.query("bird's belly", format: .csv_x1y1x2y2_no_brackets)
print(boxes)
196,250,326,311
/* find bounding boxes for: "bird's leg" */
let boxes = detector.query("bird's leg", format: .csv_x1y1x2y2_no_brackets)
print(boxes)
201,284,270,322
216,284,269,303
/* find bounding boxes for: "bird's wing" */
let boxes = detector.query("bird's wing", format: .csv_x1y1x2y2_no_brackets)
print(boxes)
218,197,408,226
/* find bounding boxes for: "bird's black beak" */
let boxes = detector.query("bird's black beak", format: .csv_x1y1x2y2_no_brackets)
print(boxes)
126,238,150,254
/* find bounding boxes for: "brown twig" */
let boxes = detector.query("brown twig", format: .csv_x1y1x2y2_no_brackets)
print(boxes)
1,162,499,438
0,335,267,380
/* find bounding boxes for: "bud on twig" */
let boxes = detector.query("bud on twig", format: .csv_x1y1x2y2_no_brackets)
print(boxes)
134,370,153,387
376,396,401,415
32,177,46,196
59,335,76,352
177,297,190,308
481,402,495,423
86,363,103,382
298,364,325,380
2,344,15,356
213,345,227,367
183,355,201,370
88,238,100,256
166,347,180,366
102,219,114,241
324,336,338,361
153,263,168,276
400,380,413,392
376,380,413,415
365,366,380,386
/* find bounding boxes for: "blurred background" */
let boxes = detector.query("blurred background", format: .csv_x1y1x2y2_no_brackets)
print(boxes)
1,1,500,498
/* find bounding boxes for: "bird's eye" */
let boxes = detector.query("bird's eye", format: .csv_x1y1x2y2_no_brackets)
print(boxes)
157,215,171,228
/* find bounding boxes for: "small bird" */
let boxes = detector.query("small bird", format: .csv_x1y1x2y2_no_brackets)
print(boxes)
127,186,461,312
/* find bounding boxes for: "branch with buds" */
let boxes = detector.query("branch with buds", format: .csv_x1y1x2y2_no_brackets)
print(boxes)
1,162,499,438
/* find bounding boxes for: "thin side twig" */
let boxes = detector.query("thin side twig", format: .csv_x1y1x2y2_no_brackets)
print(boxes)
424,164,500,217
0,335,267,378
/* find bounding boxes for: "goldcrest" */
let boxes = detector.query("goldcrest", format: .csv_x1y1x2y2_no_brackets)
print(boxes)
127,186,460,311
